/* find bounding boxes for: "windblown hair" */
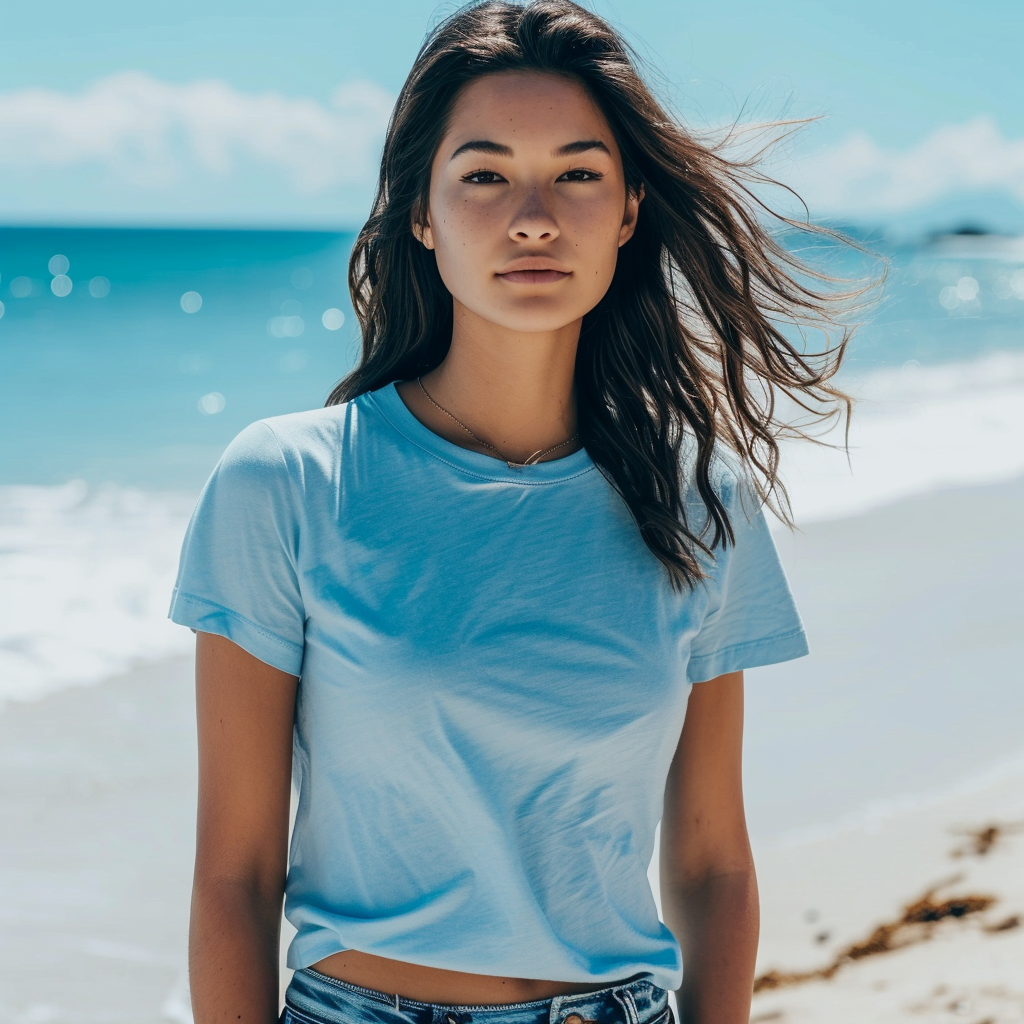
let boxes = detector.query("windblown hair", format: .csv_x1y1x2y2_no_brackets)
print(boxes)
328,0,869,589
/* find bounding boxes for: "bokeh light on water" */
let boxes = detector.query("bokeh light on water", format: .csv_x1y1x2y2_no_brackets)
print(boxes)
1002,268,1024,299
322,308,346,330
939,276,980,310
89,276,111,298
0,226,358,488
268,315,305,337
50,274,73,297
198,391,226,415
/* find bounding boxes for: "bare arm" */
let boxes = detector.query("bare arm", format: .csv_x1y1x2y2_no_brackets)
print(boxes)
659,671,758,1024
190,632,298,1024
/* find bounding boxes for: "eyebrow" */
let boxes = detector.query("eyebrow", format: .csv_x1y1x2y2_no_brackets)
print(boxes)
448,139,611,161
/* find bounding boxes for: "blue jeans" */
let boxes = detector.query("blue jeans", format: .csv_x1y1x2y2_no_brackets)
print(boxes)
283,969,674,1024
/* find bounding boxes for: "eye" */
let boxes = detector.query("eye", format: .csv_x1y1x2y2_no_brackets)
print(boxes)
558,168,604,182
461,169,507,184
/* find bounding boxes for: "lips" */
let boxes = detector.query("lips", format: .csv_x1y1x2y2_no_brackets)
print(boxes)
496,269,570,284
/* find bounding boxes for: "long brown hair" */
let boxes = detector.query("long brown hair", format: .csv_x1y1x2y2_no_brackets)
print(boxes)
328,0,869,589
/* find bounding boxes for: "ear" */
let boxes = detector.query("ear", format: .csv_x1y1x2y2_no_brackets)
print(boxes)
618,183,644,247
412,210,435,250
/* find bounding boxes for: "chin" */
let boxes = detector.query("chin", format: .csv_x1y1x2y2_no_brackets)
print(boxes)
493,312,584,334
486,298,593,334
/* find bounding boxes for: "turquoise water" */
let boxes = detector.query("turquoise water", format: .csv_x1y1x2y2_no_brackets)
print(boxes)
1,227,357,487
2,224,1023,488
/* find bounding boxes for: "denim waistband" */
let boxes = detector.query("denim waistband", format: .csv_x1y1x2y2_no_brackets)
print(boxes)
284,968,672,1024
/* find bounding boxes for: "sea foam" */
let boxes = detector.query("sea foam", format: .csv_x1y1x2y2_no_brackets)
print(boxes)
2,351,1023,708
781,350,1024,525
0,481,195,706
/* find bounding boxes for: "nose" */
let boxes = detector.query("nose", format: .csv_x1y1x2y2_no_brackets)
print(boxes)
508,186,559,243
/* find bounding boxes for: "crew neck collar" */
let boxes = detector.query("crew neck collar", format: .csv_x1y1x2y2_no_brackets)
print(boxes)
367,381,595,484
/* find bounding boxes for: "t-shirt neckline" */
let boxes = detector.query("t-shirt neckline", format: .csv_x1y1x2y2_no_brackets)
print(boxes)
368,381,595,484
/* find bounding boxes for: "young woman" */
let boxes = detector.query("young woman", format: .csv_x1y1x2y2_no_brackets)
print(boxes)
170,3,855,1023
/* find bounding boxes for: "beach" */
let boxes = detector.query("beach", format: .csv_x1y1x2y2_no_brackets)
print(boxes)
739,474,1024,1022
746,470,1024,839
1,8,1023,1013
0,657,196,1023
749,752,1024,1022
2,473,1022,1022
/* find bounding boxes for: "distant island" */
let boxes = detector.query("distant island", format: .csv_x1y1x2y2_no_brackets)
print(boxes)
927,222,1013,244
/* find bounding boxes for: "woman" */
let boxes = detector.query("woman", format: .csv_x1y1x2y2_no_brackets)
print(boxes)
170,2,856,1023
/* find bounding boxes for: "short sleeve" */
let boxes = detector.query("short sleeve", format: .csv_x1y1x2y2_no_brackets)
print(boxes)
686,473,808,683
168,420,305,676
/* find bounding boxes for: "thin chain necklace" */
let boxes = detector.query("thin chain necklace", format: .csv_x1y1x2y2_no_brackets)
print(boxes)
416,376,579,469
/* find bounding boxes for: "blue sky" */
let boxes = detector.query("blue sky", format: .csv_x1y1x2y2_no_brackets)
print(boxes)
1,0,1020,229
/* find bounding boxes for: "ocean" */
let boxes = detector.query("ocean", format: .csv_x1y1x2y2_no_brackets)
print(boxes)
2,223,1024,710
0,226,358,490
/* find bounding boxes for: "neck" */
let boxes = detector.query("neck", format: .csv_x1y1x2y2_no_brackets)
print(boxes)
412,301,581,464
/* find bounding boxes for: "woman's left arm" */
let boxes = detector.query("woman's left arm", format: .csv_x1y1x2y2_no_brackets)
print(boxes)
659,670,758,1024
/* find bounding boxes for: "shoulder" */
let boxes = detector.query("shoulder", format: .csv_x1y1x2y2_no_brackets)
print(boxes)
256,403,352,458
218,399,372,486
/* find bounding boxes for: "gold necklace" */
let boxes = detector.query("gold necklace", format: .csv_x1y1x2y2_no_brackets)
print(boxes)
416,376,579,469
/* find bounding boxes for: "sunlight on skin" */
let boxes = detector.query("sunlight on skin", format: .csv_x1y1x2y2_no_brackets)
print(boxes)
398,70,642,463
418,70,639,334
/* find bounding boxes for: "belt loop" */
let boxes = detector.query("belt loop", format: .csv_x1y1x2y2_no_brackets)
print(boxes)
548,994,566,1024
394,993,400,1011
611,988,639,1024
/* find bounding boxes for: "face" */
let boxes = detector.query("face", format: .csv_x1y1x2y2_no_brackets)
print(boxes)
416,71,641,335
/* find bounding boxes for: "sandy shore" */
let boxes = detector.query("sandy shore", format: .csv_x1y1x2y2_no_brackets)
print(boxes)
2,474,1022,1022
0,656,196,1023
740,472,1024,1021
750,751,1024,1021
745,471,1024,840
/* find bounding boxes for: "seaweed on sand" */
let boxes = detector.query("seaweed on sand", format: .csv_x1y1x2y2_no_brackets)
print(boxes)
753,878,996,993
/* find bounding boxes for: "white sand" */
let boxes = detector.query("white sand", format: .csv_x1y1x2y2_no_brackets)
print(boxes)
2,475,1022,1022
0,657,196,1023
746,472,1024,839
750,752,1024,1022
741,472,1024,1021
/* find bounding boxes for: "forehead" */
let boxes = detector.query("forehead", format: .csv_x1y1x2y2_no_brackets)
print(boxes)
442,71,615,151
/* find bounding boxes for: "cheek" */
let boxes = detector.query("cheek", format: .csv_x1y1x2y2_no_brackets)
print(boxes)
431,184,494,244
569,197,626,276
431,200,492,278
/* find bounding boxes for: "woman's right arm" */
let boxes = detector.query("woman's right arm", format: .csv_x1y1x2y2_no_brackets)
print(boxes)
190,631,299,1024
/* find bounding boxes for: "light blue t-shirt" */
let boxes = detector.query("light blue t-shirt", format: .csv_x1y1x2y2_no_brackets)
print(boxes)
169,381,808,991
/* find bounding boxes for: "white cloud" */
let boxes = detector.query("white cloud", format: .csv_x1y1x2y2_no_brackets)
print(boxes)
3,75,1020,228
792,116,1024,216
0,71,394,195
